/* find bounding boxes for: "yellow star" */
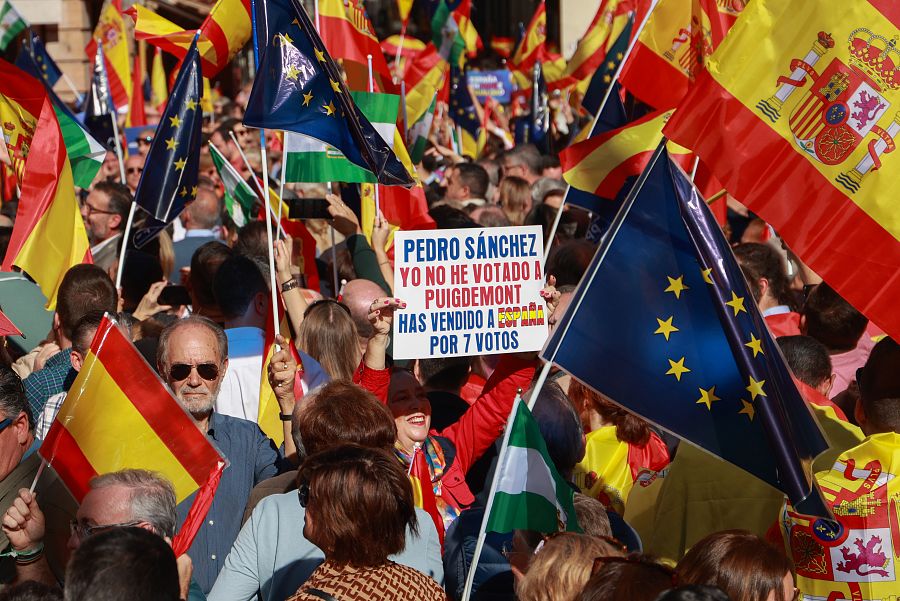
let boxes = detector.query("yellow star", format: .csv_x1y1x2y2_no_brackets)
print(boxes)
323,101,336,116
616,52,624,60
607,61,615,69
602,75,611,83
665,357,691,382
186,99,197,111
654,316,679,341
696,386,720,410
330,79,342,93
302,91,314,107
285,64,301,81
746,376,766,401
665,275,689,299
174,157,186,171
180,186,188,197
191,186,198,197
165,137,178,150
738,399,755,421
314,47,326,63
745,333,764,358
701,268,713,284
725,291,746,316
169,115,182,128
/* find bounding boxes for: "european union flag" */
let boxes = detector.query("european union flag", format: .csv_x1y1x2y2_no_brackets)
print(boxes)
544,146,831,517
450,65,482,157
132,38,202,248
581,17,632,119
15,33,62,88
243,0,414,187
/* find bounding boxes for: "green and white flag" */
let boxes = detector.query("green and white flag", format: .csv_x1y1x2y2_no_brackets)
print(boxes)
431,0,464,66
53,106,105,189
407,92,437,165
209,143,257,227
0,1,25,51
485,399,581,534
283,91,398,184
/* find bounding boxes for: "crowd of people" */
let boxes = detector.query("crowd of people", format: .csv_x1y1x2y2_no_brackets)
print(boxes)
1,24,899,601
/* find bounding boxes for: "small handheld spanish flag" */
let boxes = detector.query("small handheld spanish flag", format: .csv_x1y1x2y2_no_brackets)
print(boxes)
410,443,444,547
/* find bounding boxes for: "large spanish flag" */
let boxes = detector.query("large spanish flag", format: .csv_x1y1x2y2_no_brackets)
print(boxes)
85,0,132,112
619,0,746,109
40,315,225,503
0,60,90,310
664,0,900,341
318,0,392,90
560,109,691,198
126,0,251,77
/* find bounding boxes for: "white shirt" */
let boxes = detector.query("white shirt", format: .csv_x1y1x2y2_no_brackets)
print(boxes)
36,391,66,440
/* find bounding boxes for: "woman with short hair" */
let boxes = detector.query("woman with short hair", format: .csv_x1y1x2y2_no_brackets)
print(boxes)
286,444,446,601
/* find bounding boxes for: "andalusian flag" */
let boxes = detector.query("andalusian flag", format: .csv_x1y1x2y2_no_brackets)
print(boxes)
209,143,256,226
0,0,25,51
126,0,251,77
619,0,746,109
410,444,444,546
40,315,225,503
560,109,691,198
86,0,132,113
283,92,400,184
408,92,437,164
431,0,482,66
486,399,580,534
54,107,106,189
0,60,90,309
665,0,900,343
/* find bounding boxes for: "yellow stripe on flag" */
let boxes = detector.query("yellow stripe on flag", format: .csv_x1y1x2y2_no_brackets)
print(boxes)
62,351,200,503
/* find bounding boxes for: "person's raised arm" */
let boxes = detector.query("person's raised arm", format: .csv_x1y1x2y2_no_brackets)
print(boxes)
1,489,57,586
267,334,299,465
274,238,309,337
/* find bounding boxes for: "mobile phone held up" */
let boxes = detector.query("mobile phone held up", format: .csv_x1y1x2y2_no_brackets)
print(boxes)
288,198,332,220
157,285,192,307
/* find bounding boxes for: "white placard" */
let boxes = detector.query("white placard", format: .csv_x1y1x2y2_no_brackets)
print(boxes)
392,226,548,359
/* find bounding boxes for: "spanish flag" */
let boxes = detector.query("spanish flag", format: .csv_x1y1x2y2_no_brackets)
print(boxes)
560,109,691,198
618,0,746,110
361,184,436,258
258,298,303,447
126,0,251,77
510,1,547,90
318,0,392,90
0,60,90,310
40,315,225,503
664,0,900,343
403,43,450,125
410,444,444,546
565,0,636,88
151,47,167,112
85,0,132,112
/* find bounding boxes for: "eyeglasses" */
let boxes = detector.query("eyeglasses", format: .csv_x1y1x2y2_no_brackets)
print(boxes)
137,136,153,145
69,520,142,542
126,167,143,175
81,201,116,216
303,299,351,318
297,482,310,508
168,362,220,382
0,417,12,433
235,129,252,138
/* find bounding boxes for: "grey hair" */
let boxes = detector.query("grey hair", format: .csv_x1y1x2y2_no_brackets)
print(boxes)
89,469,177,538
156,315,229,369
290,383,328,462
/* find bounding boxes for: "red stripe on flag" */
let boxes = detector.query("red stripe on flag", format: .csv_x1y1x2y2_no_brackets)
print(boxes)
619,43,688,109
96,328,220,485
665,70,900,340
40,425,99,502
319,15,391,79
869,0,900,22
202,19,231,74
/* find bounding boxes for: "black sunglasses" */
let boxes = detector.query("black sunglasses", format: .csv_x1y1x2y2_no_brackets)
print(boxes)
126,167,143,174
297,482,310,508
0,417,12,433
137,136,153,145
168,362,220,381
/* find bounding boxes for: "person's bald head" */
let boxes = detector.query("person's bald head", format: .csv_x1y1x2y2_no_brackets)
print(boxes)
182,187,222,231
342,279,386,340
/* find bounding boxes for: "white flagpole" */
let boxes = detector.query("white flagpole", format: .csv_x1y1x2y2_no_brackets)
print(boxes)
327,181,339,296
542,0,661,262
461,391,524,601
115,203,138,289
367,54,381,215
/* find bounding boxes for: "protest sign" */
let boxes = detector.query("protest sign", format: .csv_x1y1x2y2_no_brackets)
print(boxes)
392,226,548,360
467,70,513,103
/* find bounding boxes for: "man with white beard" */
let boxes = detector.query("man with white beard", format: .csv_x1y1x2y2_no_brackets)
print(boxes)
156,317,288,594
